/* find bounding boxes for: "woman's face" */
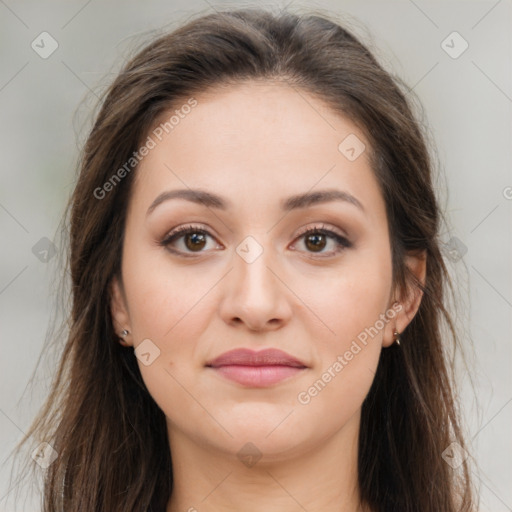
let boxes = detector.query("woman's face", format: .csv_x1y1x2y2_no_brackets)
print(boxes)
111,81,418,461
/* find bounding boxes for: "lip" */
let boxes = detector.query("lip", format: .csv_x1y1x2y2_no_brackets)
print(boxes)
205,348,308,387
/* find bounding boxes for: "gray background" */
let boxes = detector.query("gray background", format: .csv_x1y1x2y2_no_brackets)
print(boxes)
1,0,511,510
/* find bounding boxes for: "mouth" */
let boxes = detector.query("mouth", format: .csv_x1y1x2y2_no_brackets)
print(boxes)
205,348,308,388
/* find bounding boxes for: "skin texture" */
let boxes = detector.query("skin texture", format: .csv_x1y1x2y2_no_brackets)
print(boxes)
110,81,426,512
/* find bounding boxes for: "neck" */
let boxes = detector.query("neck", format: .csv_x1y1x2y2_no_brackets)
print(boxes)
166,410,367,512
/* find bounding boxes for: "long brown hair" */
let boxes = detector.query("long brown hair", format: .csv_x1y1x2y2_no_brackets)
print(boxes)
10,7,476,511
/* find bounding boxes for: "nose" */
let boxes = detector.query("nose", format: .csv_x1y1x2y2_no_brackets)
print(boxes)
219,240,293,332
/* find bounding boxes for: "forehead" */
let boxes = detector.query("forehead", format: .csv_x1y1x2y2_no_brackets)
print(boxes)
150,80,363,157
131,80,385,222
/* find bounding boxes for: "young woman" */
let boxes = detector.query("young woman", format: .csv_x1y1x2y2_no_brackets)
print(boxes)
13,7,476,512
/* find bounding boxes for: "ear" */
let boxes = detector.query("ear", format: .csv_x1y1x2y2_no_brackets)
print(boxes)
383,249,427,347
110,275,132,346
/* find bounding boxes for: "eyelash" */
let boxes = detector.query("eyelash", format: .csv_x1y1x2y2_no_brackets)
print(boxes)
159,223,352,258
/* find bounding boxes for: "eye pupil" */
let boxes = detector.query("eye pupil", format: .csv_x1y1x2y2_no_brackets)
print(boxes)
185,232,207,251
305,233,326,252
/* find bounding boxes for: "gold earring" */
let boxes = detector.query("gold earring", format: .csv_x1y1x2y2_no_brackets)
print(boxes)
393,330,401,346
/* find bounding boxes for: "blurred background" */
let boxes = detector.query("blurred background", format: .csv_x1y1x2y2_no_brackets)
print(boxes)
1,0,511,510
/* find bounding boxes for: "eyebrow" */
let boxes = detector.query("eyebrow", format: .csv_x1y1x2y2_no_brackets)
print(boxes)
146,188,365,216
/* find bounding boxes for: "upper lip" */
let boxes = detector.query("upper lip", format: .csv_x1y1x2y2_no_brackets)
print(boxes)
206,348,307,368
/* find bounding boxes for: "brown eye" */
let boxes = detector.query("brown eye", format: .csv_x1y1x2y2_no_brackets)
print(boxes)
294,226,352,257
184,232,207,251
160,225,218,256
304,232,327,252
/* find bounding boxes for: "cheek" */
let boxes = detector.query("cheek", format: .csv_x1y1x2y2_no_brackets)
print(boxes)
291,255,391,435
122,243,215,341
121,245,221,388
123,261,214,421
294,244,393,351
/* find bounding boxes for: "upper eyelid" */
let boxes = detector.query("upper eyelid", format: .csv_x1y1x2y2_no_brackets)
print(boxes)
164,222,347,239
294,223,348,239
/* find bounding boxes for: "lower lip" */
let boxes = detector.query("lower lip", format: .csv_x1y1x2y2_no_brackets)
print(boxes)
209,365,305,387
